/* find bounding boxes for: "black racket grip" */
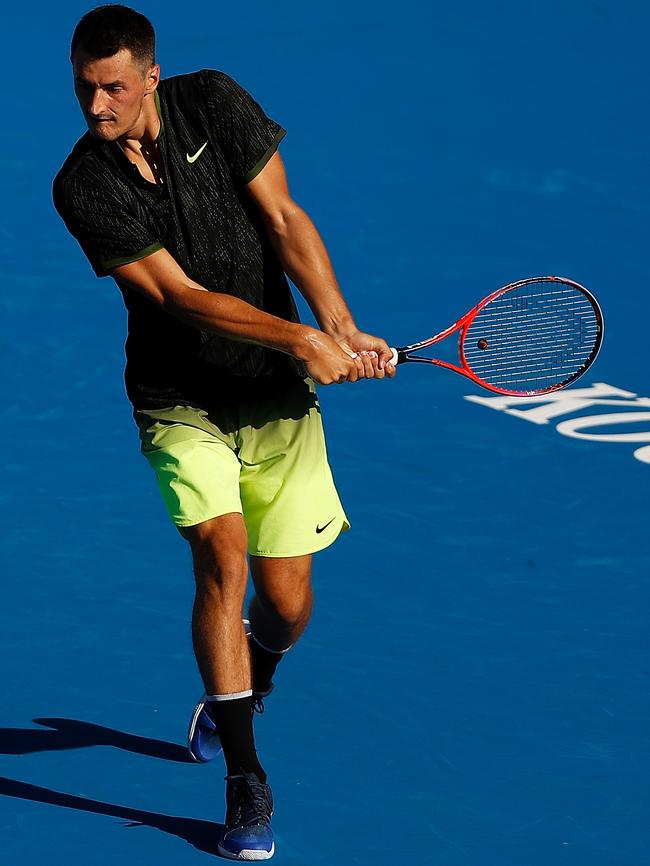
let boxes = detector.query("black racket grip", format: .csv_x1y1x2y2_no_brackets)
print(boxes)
388,347,408,365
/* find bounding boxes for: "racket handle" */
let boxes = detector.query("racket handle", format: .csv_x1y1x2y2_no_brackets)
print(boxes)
388,347,399,366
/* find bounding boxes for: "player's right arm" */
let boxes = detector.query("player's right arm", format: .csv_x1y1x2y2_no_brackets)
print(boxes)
112,248,362,385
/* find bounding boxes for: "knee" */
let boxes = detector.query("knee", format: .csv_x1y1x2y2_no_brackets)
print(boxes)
257,583,313,627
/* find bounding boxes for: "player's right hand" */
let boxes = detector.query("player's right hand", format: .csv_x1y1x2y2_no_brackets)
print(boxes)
301,328,362,384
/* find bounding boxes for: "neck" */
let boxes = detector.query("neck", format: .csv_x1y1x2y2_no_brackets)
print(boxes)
117,94,161,157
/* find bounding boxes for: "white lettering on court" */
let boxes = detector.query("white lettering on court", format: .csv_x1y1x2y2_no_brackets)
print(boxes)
464,382,650,465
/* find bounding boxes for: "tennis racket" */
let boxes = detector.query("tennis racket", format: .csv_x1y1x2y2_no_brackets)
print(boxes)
388,276,603,396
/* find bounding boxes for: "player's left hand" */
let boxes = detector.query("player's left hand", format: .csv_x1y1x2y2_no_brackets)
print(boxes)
335,331,396,379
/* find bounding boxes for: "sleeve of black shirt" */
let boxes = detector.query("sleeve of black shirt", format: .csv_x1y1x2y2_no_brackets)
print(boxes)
52,170,163,277
197,70,286,184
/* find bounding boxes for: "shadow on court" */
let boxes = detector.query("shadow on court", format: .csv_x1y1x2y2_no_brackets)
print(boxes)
0,775,222,856
0,720,225,855
0,718,191,763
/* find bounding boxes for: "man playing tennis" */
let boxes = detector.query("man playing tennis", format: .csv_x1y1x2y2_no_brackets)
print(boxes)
53,4,394,860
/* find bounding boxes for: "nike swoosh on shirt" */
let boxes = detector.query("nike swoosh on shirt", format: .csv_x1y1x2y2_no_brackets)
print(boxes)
186,141,208,163
316,518,336,534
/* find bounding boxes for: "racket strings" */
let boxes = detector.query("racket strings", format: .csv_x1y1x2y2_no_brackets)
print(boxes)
462,283,600,392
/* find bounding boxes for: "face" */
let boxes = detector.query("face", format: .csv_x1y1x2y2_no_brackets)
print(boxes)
73,47,159,141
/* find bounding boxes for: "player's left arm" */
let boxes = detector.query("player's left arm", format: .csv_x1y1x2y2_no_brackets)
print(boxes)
246,151,395,378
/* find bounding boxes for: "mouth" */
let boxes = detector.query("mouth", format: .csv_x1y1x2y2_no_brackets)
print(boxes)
86,117,116,138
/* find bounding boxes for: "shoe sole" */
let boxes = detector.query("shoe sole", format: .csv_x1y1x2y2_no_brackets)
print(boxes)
217,841,275,860
187,696,222,763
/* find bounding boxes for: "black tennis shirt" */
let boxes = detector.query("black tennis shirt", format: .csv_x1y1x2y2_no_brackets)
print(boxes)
53,70,305,410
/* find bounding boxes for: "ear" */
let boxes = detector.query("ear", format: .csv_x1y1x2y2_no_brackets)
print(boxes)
144,64,160,96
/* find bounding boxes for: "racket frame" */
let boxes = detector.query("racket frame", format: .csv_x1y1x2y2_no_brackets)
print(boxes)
390,276,604,396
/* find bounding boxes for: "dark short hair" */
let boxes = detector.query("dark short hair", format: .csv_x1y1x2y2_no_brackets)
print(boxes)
71,5,155,68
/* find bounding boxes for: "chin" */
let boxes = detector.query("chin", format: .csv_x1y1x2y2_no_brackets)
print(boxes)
87,121,121,141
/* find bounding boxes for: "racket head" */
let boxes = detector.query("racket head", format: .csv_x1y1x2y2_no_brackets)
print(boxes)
458,276,604,396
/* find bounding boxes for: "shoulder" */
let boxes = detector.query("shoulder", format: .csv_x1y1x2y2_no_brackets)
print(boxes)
53,132,93,191
53,133,115,211
160,69,249,106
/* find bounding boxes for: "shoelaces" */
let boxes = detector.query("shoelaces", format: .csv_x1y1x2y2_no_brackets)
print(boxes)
225,774,273,827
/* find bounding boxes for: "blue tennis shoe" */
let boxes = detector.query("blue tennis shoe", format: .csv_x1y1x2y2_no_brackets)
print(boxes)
218,771,274,860
187,692,222,763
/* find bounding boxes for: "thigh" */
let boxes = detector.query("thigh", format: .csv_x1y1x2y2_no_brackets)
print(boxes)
237,379,350,557
134,404,242,529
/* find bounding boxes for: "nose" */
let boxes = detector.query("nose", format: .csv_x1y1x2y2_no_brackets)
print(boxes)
88,88,108,118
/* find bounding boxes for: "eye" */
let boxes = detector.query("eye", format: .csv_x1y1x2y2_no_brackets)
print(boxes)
106,86,123,93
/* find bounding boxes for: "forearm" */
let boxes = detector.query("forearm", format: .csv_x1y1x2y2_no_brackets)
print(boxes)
170,283,315,357
264,204,358,338
114,252,319,361
162,279,364,384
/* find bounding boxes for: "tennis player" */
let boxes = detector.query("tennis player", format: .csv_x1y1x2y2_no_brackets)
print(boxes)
53,4,394,860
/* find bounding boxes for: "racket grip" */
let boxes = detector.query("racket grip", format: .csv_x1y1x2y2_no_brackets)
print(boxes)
388,347,399,366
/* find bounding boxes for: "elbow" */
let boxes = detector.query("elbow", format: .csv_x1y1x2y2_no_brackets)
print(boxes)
264,200,302,239
160,280,206,317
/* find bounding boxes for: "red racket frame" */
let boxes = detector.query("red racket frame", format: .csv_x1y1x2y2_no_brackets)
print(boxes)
389,276,604,396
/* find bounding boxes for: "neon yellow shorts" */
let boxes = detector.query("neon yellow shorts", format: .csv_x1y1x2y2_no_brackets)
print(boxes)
133,378,349,557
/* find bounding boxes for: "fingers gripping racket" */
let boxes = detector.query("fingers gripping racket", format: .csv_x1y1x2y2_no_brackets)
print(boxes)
388,276,603,396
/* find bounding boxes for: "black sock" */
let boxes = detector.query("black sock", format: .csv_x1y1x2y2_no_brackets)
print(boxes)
208,694,266,782
249,635,286,694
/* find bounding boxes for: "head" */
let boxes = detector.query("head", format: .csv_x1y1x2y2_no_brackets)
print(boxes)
71,5,159,141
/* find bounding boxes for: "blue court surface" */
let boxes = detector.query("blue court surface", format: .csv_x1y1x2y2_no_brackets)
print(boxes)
2,1,649,863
